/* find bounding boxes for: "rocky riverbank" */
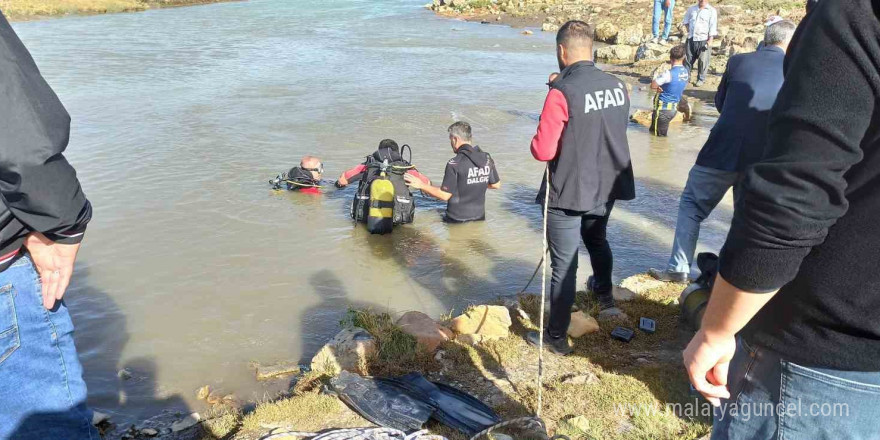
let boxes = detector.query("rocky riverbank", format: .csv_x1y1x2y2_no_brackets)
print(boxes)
0,0,239,21
428,0,805,91
99,273,710,440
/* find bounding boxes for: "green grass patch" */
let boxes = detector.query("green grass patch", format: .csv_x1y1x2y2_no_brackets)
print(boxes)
341,308,435,376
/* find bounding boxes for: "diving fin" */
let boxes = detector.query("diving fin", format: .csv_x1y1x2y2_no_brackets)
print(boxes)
329,371,433,433
396,372,501,436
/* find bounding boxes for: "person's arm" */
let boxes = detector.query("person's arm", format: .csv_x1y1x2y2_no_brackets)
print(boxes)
404,167,452,202
684,1,879,405
336,164,366,187
714,59,731,112
0,12,92,309
651,69,672,93
405,169,430,186
682,7,692,35
530,88,569,161
488,156,501,189
708,9,718,44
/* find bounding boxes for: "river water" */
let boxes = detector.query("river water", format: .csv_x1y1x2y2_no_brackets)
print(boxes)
11,0,733,423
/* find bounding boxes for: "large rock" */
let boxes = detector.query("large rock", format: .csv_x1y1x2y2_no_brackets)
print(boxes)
396,311,451,352
568,311,600,338
631,109,688,127
615,25,644,46
450,305,511,340
255,361,301,380
171,413,201,432
595,45,636,62
310,327,377,375
594,21,619,43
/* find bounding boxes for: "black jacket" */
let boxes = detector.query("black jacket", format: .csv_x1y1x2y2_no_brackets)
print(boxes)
696,46,786,172
538,61,635,212
720,0,880,370
0,11,92,272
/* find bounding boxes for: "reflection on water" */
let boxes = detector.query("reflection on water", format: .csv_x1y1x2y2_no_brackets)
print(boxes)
11,0,733,421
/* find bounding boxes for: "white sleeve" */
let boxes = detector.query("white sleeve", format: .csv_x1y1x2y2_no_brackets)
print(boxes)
710,9,719,36
682,7,692,25
654,70,672,86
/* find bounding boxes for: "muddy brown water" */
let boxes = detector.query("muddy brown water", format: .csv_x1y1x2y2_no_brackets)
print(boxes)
10,0,732,424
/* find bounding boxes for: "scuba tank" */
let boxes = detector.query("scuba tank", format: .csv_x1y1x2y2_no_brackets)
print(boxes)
351,144,417,229
366,160,395,235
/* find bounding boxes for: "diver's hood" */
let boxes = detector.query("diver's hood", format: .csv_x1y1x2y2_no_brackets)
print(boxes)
287,166,320,186
371,147,403,163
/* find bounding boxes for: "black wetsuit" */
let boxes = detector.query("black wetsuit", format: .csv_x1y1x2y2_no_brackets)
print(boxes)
440,144,500,223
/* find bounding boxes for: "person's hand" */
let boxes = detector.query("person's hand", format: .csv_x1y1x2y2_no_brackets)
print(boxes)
23,232,81,310
336,176,349,188
664,0,671,8
403,174,425,190
683,329,735,407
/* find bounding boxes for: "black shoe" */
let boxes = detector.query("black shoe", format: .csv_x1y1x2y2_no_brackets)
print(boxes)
526,330,573,356
648,268,689,283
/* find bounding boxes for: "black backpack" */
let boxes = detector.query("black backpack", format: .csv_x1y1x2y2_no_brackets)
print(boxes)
350,145,416,226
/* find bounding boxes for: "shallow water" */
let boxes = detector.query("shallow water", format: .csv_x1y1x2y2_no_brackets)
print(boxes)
11,0,733,422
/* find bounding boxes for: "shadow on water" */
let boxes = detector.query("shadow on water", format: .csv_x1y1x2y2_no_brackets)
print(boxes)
65,267,191,437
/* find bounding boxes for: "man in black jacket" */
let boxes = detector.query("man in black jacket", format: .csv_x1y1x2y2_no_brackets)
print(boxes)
684,2,880,437
0,11,97,439
650,19,796,283
527,21,635,355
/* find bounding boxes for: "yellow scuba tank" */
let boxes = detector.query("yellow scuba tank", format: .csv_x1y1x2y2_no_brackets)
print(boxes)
367,161,395,235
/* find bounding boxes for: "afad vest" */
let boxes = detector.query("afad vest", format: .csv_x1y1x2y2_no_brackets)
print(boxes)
537,61,636,212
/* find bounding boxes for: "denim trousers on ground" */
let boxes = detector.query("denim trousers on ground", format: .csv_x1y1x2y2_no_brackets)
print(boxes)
685,38,712,82
713,338,880,440
667,165,741,274
652,0,676,40
0,255,97,440
546,202,614,338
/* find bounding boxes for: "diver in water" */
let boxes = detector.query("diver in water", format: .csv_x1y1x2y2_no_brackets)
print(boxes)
335,139,429,188
336,139,430,230
269,155,324,194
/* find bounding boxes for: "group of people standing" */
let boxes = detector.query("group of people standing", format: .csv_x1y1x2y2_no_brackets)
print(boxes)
532,1,880,438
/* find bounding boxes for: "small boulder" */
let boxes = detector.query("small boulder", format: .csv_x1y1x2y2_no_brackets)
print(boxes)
521,30,534,35
256,361,301,381
196,385,210,400
449,305,512,340
594,21,619,43
595,45,636,62
396,311,451,352
568,311,600,338
615,25,644,46
140,428,158,437
117,369,133,381
170,413,200,432
635,42,667,61
310,327,377,375
542,22,559,33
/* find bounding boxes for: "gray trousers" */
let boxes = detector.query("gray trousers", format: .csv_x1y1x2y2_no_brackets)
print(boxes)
685,38,711,82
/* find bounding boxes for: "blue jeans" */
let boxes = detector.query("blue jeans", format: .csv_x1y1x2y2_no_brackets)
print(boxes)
546,202,614,337
0,255,98,439
667,165,741,274
713,338,880,439
652,0,676,40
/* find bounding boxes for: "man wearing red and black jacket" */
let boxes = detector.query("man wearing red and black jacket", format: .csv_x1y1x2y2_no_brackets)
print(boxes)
684,2,880,437
335,139,429,188
0,10,97,439
526,20,636,356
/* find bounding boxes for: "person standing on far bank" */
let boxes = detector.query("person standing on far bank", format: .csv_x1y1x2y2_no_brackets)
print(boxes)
405,122,501,223
0,10,97,440
526,20,636,356
682,0,718,87
652,0,676,44
649,19,795,283
684,2,880,437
